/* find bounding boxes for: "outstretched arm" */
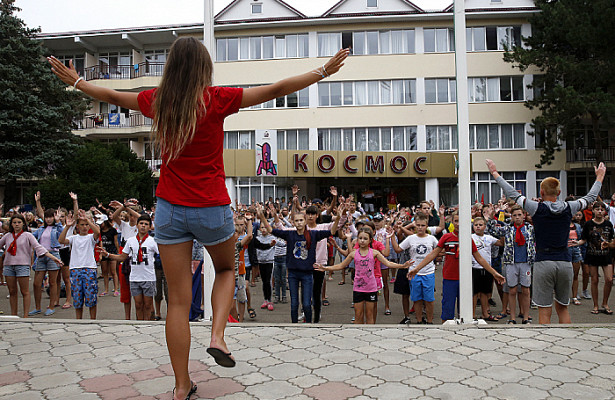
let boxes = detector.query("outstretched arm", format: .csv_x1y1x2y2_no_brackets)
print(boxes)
48,57,140,110
241,49,349,108
314,251,355,272
407,246,441,279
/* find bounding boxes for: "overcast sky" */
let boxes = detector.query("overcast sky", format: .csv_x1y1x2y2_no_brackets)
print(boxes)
16,0,452,33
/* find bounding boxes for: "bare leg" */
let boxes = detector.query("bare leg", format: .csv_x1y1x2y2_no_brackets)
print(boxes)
143,296,154,320
508,286,518,321
18,276,30,318
572,262,581,299
159,240,194,400
89,305,97,319
33,271,45,311
401,294,410,318
582,263,590,293
365,301,377,324
602,265,613,309
414,300,424,323
134,294,145,320
480,294,490,318
47,270,59,310
75,307,83,319
109,261,119,292
100,260,110,293
354,302,365,324
382,269,390,312
238,302,245,322
538,306,552,324
61,266,72,306
554,302,571,324
590,266,599,311
520,287,531,321
124,302,131,320
425,301,434,323
6,277,19,315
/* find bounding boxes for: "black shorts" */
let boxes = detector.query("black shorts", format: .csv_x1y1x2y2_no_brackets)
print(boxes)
393,268,410,295
585,254,612,267
353,291,378,303
472,268,493,295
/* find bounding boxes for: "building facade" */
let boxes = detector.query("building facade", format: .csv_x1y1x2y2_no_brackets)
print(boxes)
33,0,613,209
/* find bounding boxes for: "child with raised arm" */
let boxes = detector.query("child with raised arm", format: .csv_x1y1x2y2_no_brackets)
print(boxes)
316,227,412,324
486,159,605,324
59,210,100,320
100,214,158,321
407,211,505,323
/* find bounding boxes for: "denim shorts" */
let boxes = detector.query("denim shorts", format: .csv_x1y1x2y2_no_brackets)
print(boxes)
3,265,30,277
154,197,235,246
34,251,61,272
567,246,583,263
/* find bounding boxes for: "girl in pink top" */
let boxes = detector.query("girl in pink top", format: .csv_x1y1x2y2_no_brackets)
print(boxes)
0,214,63,318
315,227,412,324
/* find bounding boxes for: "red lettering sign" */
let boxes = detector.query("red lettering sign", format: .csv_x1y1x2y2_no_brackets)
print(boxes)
294,153,309,172
343,155,357,173
365,155,385,173
414,156,428,174
317,154,335,173
390,155,408,173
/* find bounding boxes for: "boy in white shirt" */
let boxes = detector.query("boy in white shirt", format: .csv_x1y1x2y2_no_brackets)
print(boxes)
101,215,158,320
59,210,100,320
392,213,439,324
472,217,503,321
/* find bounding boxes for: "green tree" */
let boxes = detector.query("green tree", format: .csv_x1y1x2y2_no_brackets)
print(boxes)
503,0,615,167
0,0,88,205
31,141,154,210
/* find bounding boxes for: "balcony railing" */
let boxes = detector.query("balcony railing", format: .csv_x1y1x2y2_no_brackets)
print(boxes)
84,62,165,81
142,159,163,172
566,147,615,163
74,112,153,130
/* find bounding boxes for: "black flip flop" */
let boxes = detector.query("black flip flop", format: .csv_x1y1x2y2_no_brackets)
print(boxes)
173,380,197,400
207,347,236,368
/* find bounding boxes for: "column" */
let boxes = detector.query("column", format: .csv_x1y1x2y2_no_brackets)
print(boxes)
425,178,440,208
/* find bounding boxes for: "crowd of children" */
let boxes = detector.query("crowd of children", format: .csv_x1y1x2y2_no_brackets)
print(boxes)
0,164,612,325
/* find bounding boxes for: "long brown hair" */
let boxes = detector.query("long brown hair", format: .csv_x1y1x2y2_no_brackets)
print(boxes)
152,37,214,161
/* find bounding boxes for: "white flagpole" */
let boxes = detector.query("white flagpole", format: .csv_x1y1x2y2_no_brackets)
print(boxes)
453,0,474,323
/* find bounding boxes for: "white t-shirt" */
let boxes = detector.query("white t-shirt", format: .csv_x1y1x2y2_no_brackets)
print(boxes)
68,234,97,269
122,235,158,282
398,234,439,275
472,234,498,269
119,220,138,245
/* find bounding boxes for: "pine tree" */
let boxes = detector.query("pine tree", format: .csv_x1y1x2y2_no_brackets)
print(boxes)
0,0,87,205
504,0,615,167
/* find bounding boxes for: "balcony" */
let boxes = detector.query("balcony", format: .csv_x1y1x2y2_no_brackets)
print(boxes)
566,147,615,163
84,62,165,81
75,112,153,130
142,159,163,172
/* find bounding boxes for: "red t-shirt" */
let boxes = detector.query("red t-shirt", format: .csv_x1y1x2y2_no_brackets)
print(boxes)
438,232,478,281
137,86,244,207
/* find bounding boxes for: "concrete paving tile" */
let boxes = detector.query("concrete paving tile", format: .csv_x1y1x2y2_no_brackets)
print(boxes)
313,344,347,355
112,359,159,374
423,364,475,382
519,350,568,365
8,342,51,355
462,338,504,351
549,383,614,400
348,395,376,400
500,345,530,357
369,350,414,364
461,375,499,390
44,384,88,399
346,374,384,390
304,381,362,400
419,338,457,351
234,347,271,362
426,382,486,399
533,365,588,383
80,373,134,392
264,344,292,353
321,349,367,364
98,386,142,400
356,345,384,355
299,357,334,370
215,393,256,400
209,360,257,378
282,395,314,400
261,362,311,380
448,345,481,356
469,350,517,366
479,365,531,383
401,375,441,390
400,345,431,355
0,365,18,375
578,376,615,391
545,345,578,356
570,350,615,364
588,364,615,379
509,338,552,351
553,338,596,351
584,327,613,337
520,376,560,391
349,357,383,371
506,359,543,372
0,370,30,386
245,381,302,400
452,359,488,372
276,348,321,363
368,364,412,381
372,338,415,351
0,382,28,397
288,374,327,389
504,328,540,338
248,355,283,368
79,367,116,379
190,377,245,399
488,383,550,400
133,376,174,396
402,358,436,371
364,382,423,400
29,371,82,390
0,390,58,400
235,372,273,386
327,338,369,350
313,364,365,381
28,363,67,377
593,345,615,355
417,350,467,365
129,368,165,382
559,359,596,372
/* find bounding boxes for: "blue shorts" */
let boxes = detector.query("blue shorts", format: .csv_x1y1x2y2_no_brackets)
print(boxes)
568,246,583,263
410,274,435,302
154,197,235,246
3,265,30,277
70,268,98,309
34,251,60,272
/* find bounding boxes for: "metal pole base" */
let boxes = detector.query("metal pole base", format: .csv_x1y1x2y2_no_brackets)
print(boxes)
443,319,488,326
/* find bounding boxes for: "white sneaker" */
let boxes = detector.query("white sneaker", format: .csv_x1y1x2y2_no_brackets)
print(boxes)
582,290,592,299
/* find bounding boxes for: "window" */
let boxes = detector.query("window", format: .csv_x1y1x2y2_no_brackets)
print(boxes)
425,78,456,103
471,172,526,203
468,76,524,102
469,124,525,150
318,33,342,57
217,34,308,61
318,127,416,151
57,54,85,77
224,131,255,149
251,3,262,13
350,29,415,55
241,86,308,109
367,0,378,7
236,178,289,204
98,52,132,79
424,28,455,53
277,129,309,150
466,26,521,51
426,126,457,151
319,79,415,106
536,171,560,198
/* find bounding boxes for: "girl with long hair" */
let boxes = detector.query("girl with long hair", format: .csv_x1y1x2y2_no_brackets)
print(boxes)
49,38,348,399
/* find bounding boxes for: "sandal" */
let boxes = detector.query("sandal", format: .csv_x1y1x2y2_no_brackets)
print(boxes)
207,347,236,368
248,308,256,319
173,380,197,400
573,298,581,305
384,309,392,315
485,315,499,321
495,312,508,319
322,299,330,306
591,309,600,314
99,292,108,297
600,307,613,315
338,281,345,285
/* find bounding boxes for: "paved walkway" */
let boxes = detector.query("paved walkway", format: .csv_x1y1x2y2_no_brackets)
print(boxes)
1,318,615,400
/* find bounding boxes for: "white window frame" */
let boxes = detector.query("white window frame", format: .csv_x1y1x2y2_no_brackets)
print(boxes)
318,80,416,107
426,125,458,151
469,124,526,150
318,127,417,151
251,3,262,14
423,28,455,53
